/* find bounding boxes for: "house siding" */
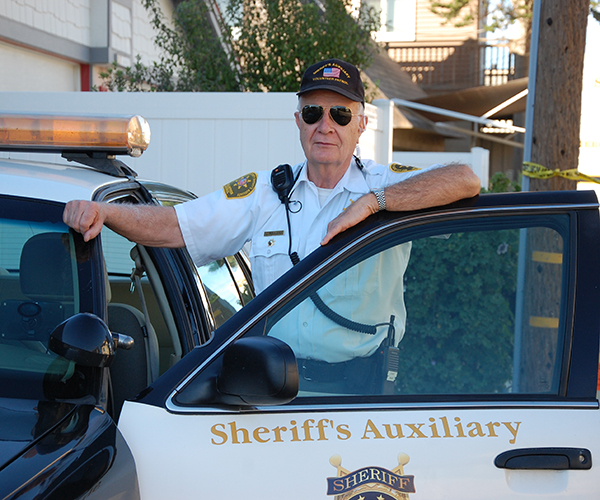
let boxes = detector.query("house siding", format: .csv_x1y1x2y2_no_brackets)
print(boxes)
0,0,172,91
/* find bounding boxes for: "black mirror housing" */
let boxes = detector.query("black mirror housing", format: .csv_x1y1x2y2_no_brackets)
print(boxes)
49,313,115,367
216,336,298,406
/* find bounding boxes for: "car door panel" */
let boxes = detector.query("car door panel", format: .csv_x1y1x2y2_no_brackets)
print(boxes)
119,403,599,499
119,192,600,499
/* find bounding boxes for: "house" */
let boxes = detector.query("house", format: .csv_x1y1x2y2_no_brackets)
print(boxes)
0,0,174,91
365,0,526,181
0,0,525,180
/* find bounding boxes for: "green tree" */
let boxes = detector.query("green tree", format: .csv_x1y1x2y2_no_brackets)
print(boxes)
99,0,380,92
400,227,519,394
430,1,600,39
430,0,532,32
593,1,600,21
226,0,380,91
100,0,238,91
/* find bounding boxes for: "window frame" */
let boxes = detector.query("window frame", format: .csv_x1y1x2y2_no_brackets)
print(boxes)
0,194,102,402
158,196,600,414
94,184,211,354
258,213,574,400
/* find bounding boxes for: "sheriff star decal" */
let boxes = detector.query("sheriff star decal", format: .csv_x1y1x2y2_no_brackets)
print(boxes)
223,172,257,199
389,163,421,173
327,454,415,500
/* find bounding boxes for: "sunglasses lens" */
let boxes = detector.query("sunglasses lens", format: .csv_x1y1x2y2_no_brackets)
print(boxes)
301,105,323,124
330,106,353,126
301,105,354,126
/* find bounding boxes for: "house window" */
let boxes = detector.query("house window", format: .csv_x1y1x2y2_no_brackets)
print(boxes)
365,0,416,42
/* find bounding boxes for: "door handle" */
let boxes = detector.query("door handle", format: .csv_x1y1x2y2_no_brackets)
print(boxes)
495,447,592,470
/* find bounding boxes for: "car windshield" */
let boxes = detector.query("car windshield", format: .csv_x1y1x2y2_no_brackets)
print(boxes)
0,196,95,401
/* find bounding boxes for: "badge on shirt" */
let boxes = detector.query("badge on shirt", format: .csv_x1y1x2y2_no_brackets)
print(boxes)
389,163,421,173
223,172,257,199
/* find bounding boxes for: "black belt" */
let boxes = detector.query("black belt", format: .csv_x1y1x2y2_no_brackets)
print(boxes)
298,354,379,381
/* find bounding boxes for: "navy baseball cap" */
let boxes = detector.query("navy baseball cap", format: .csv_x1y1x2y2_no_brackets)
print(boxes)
297,59,365,104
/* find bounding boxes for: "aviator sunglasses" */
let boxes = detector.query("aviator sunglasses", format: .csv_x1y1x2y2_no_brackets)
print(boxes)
300,105,359,127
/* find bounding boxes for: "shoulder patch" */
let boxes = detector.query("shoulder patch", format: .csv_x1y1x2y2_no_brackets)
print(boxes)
223,172,257,199
389,163,421,173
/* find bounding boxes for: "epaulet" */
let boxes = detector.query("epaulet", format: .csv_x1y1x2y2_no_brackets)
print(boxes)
389,163,421,173
223,172,258,199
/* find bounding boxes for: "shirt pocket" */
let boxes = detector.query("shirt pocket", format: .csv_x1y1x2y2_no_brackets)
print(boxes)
250,229,291,293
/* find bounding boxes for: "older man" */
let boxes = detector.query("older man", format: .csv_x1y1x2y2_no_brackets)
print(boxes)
64,58,480,392
64,59,479,293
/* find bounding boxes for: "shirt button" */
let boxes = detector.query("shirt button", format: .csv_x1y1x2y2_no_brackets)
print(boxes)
303,322,308,327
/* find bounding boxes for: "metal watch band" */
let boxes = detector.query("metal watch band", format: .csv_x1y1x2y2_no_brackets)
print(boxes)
372,188,386,211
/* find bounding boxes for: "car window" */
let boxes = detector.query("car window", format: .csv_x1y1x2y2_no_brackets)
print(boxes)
266,214,570,398
100,228,179,374
0,196,95,401
198,257,254,329
226,255,253,307
148,187,255,331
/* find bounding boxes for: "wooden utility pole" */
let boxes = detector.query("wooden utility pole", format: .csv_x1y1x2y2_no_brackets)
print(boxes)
516,0,590,392
526,0,589,191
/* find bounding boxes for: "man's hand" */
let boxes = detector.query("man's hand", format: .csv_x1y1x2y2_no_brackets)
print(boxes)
63,200,106,242
321,192,378,245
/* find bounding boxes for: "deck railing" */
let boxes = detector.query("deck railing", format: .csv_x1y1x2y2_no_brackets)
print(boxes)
387,42,515,93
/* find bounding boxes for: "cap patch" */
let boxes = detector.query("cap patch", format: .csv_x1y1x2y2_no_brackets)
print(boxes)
297,58,364,103
223,172,257,199
313,62,350,86
390,163,421,173
323,67,341,78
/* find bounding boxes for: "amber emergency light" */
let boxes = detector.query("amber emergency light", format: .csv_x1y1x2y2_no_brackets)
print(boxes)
0,114,151,157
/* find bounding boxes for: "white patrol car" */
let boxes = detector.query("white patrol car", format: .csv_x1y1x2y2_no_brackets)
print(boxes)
1,113,600,500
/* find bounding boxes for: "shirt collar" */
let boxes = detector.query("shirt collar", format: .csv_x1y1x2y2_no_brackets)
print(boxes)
295,157,370,195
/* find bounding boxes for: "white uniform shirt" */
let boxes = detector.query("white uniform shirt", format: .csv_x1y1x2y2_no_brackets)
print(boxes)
176,158,442,361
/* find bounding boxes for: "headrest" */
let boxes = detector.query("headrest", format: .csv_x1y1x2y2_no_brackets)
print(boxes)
20,233,74,300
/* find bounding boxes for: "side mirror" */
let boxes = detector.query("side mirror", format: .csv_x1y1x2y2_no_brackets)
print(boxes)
174,336,299,407
216,336,299,406
49,313,116,367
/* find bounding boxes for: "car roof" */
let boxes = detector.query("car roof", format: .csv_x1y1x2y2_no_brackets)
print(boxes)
0,156,127,203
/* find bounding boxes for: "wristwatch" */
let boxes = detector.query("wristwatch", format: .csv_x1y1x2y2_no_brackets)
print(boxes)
372,188,386,211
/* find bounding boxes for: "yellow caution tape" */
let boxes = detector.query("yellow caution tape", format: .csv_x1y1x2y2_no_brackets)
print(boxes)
529,316,559,328
523,162,600,184
532,251,563,264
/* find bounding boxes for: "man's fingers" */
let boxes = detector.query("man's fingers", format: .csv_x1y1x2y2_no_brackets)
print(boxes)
63,201,103,241
82,219,103,242
321,213,353,245
321,219,341,246
321,193,379,246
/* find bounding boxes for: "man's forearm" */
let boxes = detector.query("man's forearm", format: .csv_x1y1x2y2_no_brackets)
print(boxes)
102,204,185,247
63,200,185,247
322,163,480,245
381,163,480,212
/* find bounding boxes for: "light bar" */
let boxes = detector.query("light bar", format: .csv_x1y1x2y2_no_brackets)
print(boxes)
0,114,151,157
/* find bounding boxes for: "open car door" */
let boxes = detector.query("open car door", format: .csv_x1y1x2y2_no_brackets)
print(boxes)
119,191,600,499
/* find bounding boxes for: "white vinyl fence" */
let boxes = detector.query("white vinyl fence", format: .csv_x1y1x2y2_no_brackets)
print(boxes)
394,147,489,189
0,92,487,196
